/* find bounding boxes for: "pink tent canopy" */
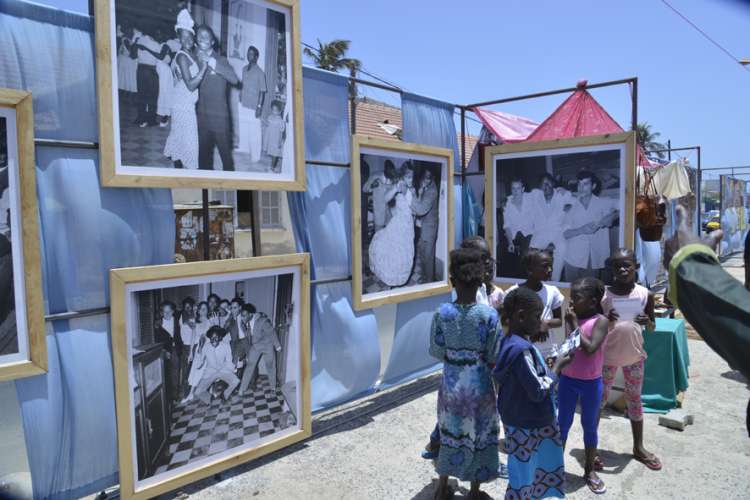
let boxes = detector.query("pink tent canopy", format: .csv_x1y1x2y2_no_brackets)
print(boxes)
525,83,653,167
472,108,539,143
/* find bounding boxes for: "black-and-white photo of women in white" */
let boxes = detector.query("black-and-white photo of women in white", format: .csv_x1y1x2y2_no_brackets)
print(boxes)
359,150,448,298
494,147,623,284
0,113,27,362
113,0,295,179
127,270,301,484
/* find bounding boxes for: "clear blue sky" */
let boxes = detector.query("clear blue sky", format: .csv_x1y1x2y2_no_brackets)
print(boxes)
44,0,750,172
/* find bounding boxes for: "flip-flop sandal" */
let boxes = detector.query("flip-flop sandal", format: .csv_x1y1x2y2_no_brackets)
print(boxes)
593,455,604,471
421,449,439,459
586,475,607,495
634,454,662,471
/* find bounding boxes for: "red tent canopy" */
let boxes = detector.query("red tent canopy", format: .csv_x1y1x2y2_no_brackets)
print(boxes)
525,82,653,167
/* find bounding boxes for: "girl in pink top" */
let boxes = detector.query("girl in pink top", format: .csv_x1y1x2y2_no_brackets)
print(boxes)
598,248,662,472
557,277,609,494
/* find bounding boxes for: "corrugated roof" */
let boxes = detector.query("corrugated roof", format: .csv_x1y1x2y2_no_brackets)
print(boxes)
351,97,478,165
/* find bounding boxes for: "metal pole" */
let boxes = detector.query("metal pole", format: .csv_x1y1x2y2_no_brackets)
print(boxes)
631,78,638,131
667,140,671,161
249,192,262,256
202,190,210,260
460,108,466,171
697,146,702,235
463,77,636,109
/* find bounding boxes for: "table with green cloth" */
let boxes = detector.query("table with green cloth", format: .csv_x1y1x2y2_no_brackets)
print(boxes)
642,318,690,413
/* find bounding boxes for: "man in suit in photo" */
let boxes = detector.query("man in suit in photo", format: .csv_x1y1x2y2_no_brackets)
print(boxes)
153,301,183,402
226,298,251,365
412,167,440,283
239,303,282,394
195,25,239,171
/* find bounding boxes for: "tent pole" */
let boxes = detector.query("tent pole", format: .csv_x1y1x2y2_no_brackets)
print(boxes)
631,78,638,131
697,146,702,236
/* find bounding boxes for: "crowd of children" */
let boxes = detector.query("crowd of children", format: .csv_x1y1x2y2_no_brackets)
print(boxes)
428,237,661,499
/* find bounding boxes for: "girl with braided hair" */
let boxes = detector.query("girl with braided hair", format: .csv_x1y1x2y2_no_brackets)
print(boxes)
494,287,573,499
558,277,610,494
430,247,501,500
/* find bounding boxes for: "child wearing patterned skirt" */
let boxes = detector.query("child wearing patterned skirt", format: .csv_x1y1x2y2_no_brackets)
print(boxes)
597,248,662,471
430,247,501,500
494,287,573,499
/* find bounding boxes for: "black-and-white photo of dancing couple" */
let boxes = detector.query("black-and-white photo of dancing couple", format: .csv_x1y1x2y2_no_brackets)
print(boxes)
0,112,25,362
113,0,295,180
127,270,301,483
494,146,624,285
359,149,449,298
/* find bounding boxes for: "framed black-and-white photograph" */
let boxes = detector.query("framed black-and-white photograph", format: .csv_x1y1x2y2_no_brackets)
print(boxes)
0,89,46,382
111,254,310,499
351,136,454,311
484,132,636,287
94,0,305,190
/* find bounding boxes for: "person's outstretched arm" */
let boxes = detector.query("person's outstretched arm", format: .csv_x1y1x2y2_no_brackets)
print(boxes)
666,206,750,381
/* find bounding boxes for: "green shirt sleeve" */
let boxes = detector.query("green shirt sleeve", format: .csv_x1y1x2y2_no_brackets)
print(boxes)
669,244,750,380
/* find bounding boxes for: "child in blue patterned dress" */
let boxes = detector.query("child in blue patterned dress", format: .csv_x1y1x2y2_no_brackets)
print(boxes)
494,287,574,499
430,247,502,500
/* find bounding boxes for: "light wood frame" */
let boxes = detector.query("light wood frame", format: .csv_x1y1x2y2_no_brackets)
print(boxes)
0,89,46,382
110,253,311,500
351,135,454,310
484,131,637,289
93,0,305,190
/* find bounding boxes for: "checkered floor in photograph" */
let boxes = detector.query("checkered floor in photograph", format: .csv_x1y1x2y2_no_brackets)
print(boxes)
154,376,295,474
117,92,272,172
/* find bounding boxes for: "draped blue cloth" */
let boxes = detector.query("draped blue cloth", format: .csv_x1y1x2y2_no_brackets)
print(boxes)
0,0,97,142
382,93,465,389
288,67,380,409
2,3,175,498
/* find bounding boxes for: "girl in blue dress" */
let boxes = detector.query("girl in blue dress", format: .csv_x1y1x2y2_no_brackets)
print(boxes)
430,247,501,500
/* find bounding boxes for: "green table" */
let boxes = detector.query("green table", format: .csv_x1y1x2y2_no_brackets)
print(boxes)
642,318,690,413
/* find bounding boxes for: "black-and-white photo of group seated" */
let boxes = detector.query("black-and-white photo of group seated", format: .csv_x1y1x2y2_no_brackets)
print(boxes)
96,0,303,189
489,134,635,286
352,137,453,310
116,259,309,494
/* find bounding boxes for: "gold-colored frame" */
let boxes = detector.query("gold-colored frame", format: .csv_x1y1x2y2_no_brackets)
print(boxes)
351,135,454,311
484,131,637,288
93,0,305,190
110,254,311,500
0,89,46,382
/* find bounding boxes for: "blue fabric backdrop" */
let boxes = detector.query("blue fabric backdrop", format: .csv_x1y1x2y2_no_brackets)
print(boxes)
289,67,381,409
2,2,174,498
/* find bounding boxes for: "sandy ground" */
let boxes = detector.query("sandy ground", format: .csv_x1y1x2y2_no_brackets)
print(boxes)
167,338,750,500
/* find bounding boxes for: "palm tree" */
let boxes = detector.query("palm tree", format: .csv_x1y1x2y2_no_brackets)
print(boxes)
637,122,667,160
303,39,362,98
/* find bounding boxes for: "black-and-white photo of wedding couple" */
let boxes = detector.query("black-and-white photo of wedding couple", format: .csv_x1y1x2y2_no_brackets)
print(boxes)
359,151,448,297
127,271,301,482
112,0,296,180
493,147,624,285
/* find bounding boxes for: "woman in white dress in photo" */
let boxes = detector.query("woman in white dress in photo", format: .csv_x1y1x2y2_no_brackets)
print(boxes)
368,164,417,287
163,22,207,170
116,25,138,96
182,301,212,403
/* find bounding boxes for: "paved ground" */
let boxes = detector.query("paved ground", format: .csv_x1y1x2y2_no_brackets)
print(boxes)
165,339,749,500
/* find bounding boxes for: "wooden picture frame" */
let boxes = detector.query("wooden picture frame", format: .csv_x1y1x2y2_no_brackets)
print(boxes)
484,131,636,288
110,253,311,499
93,0,305,190
352,135,454,311
0,88,46,382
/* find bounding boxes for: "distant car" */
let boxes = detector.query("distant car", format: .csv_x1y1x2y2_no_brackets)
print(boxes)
703,215,721,232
